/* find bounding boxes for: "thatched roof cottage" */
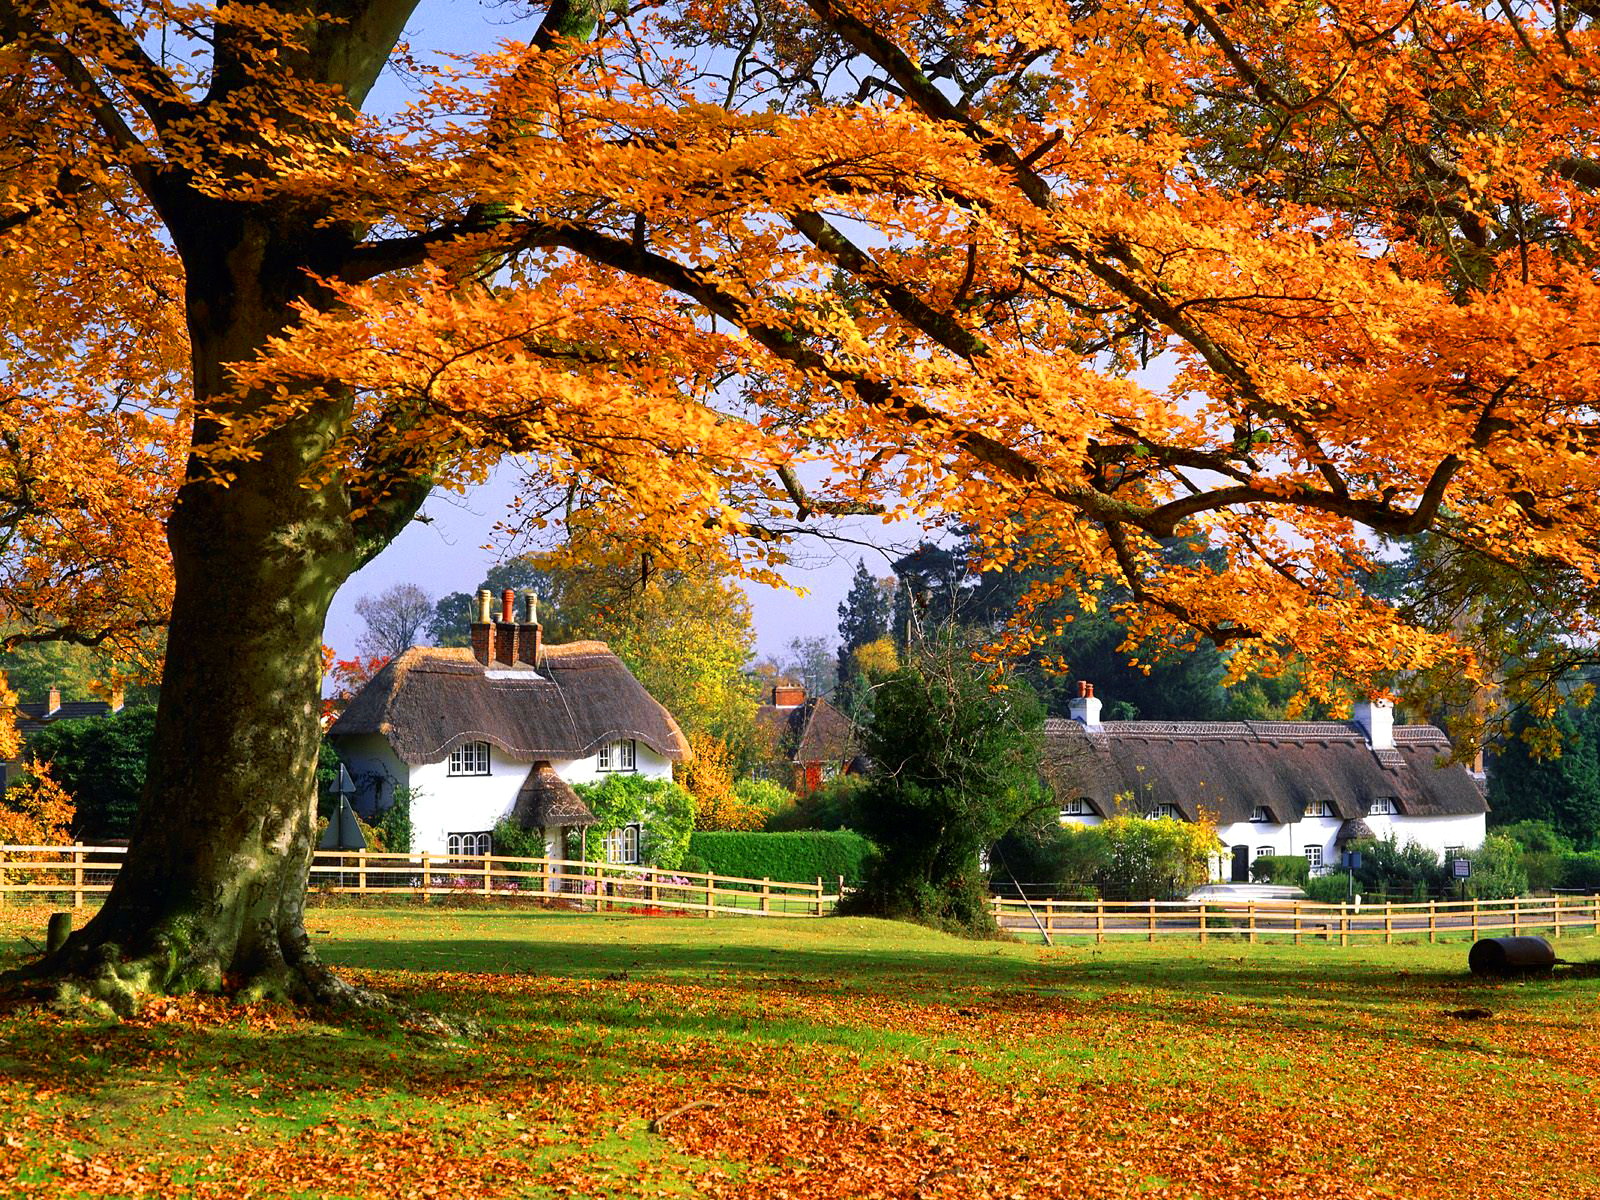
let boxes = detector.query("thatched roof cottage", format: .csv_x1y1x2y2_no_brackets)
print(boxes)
329,588,689,860
1044,685,1487,882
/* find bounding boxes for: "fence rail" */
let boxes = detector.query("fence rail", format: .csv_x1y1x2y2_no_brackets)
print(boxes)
0,844,846,918
990,893,1600,945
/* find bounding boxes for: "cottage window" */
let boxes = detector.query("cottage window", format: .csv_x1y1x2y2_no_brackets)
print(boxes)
447,831,492,858
1251,806,1271,822
1305,846,1324,871
597,739,637,773
1060,798,1087,820
1304,800,1330,817
603,824,640,865
1144,803,1180,821
448,741,491,776
1368,797,1397,816
1256,845,1274,861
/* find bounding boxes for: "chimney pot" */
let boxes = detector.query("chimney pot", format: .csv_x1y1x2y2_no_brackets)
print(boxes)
471,588,494,666
501,588,516,624
1354,697,1394,751
521,589,538,626
772,685,806,707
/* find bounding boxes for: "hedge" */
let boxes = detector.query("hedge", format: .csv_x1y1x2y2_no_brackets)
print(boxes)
687,831,875,885
1250,854,1309,887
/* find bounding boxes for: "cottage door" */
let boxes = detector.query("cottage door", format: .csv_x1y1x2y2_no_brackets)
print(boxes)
1230,845,1250,884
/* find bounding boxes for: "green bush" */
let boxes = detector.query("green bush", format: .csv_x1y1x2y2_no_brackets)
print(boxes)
762,775,868,831
1558,851,1600,891
377,786,413,854
1465,833,1528,900
687,830,875,885
1250,854,1310,887
1303,872,1355,903
733,779,795,821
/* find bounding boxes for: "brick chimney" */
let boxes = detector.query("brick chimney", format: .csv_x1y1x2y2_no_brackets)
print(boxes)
494,588,517,665
108,687,124,713
470,588,494,666
1353,697,1394,750
45,686,61,715
1069,680,1101,729
771,685,806,707
516,589,542,665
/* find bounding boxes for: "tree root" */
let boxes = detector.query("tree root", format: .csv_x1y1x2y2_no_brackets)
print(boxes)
0,938,480,1038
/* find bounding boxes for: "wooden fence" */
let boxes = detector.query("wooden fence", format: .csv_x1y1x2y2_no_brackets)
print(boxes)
0,844,845,918
991,893,1600,945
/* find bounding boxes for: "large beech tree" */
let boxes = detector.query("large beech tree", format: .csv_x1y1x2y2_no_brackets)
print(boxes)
5,0,1600,1010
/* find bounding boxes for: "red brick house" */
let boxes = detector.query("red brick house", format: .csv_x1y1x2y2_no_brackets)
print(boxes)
753,685,859,795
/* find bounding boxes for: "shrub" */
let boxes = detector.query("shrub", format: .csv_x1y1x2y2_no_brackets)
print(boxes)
762,775,867,831
733,779,795,821
1303,872,1355,903
1250,854,1310,887
688,830,875,885
377,786,414,854
1096,816,1219,901
1558,851,1600,891
1466,833,1529,900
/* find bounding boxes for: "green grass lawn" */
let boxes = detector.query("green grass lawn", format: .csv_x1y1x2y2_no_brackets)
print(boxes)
1,904,1597,1198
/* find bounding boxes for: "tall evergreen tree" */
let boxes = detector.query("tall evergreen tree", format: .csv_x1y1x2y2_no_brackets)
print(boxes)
1489,701,1600,849
836,561,891,687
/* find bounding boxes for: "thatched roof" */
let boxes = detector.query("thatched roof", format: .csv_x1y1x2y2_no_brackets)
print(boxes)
329,643,690,765
754,696,857,765
510,762,597,828
1042,718,1486,825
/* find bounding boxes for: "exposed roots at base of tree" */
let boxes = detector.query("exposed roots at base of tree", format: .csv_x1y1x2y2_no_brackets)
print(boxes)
0,933,480,1039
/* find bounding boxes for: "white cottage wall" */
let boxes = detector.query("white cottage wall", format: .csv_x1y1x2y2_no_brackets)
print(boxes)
405,740,676,855
333,732,411,819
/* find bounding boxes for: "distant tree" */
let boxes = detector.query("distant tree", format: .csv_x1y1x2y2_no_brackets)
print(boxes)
842,634,1047,935
25,707,157,842
0,639,160,707
354,584,434,660
1488,701,1600,849
889,543,966,647
425,558,574,648
836,561,892,686
785,635,837,699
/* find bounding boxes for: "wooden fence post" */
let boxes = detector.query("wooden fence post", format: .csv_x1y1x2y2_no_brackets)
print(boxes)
1512,895,1522,937
73,842,84,910
421,852,432,902
1383,902,1393,945
761,878,771,915
1554,895,1563,940
1427,900,1436,944
1094,898,1105,944
483,854,493,897
1198,903,1208,945
1247,902,1257,945
1293,901,1301,946
358,851,368,895
1340,902,1348,948
1471,898,1480,940
1147,899,1156,943
815,876,823,918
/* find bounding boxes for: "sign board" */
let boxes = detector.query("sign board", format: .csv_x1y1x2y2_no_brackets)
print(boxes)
1452,858,1472,879
1342,850,1363,871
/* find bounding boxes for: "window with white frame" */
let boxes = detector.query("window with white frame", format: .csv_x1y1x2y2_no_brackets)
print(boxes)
597,738,637,772
448,741,491,776
1251,805,1272,822
1060,798,1087,821
1303,800,1330,817
1144,803,1180,820
1445,845,1464,860
602,824,640,864
1257,845,1274,860
1368,797,1397,816
447,831,492,857
1305,846,1324,870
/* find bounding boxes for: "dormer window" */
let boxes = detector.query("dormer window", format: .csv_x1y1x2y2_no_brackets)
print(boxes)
1059,798,1087,821
597,738,636,772
1251,806,1271,822
1144,803,1180,821
1368,797,1397,816
1303,800,1330,817
448,741,491,776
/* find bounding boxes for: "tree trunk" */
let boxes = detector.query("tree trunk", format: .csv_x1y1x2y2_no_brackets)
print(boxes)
11,206,381,1015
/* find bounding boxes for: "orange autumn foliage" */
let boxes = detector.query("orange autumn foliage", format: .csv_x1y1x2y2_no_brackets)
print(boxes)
0,761,76,846
680,732,764,831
